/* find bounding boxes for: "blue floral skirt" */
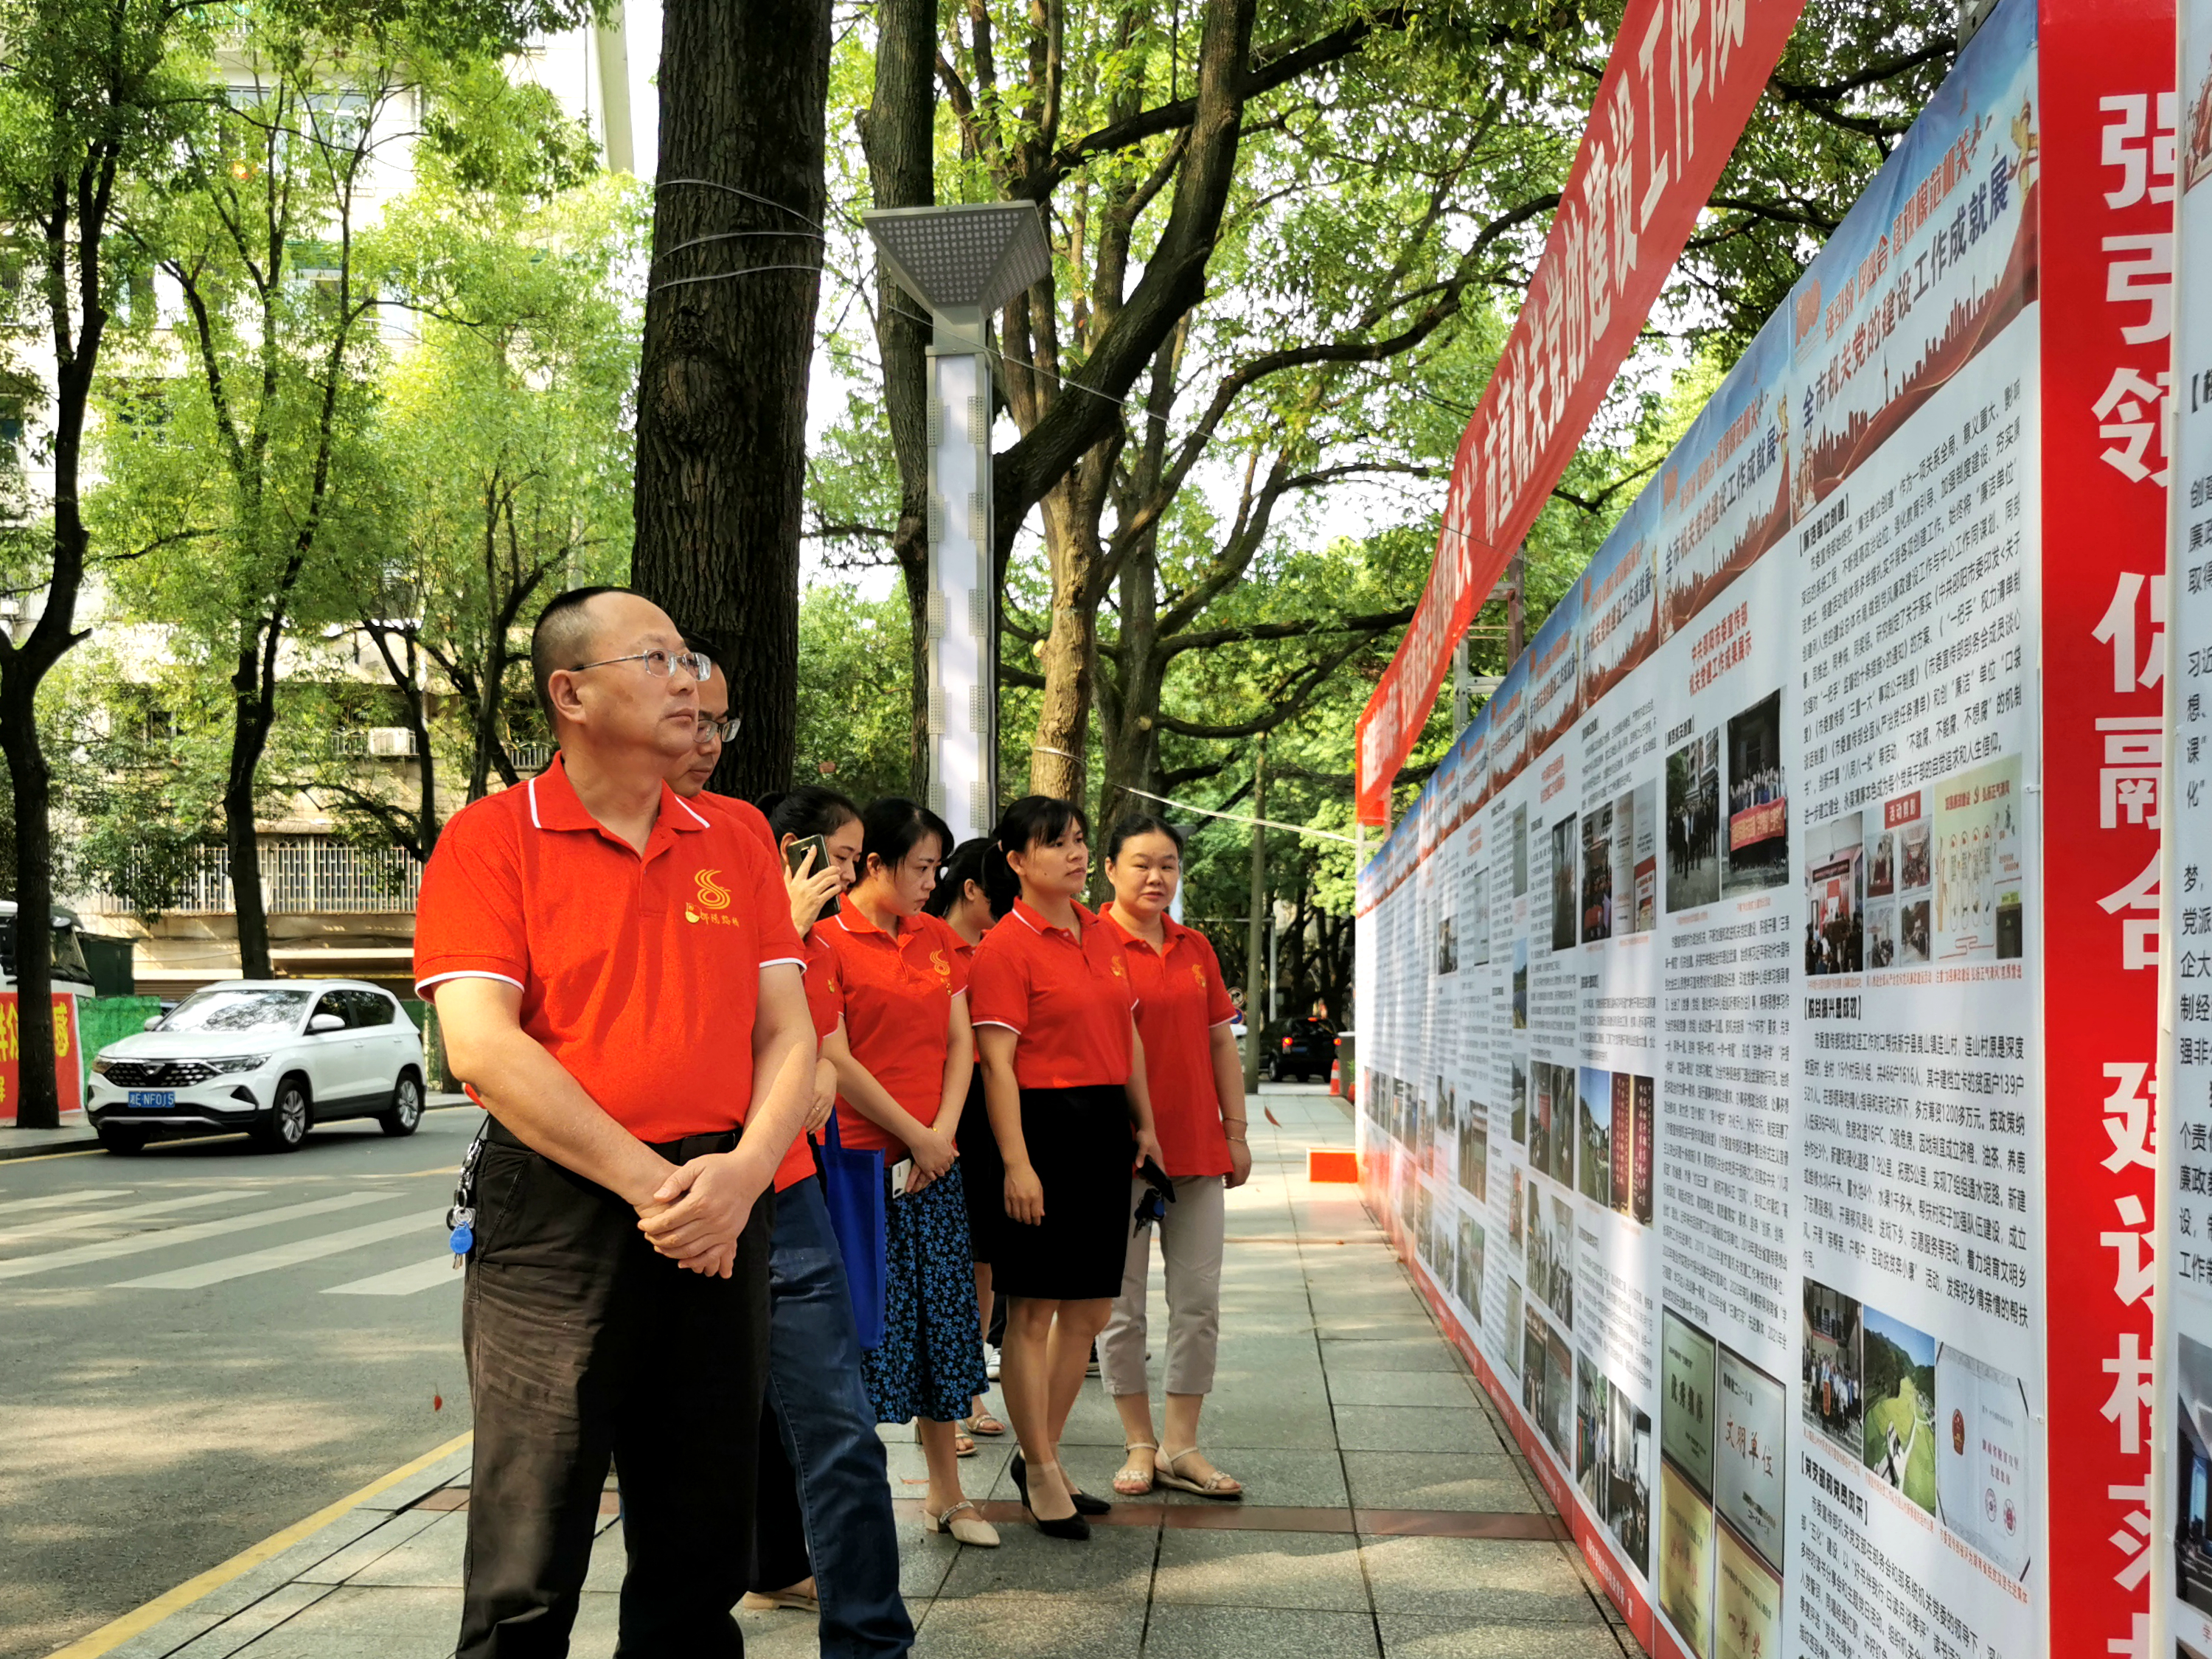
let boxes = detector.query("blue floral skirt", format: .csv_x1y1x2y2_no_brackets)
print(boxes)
860,1161,990,1426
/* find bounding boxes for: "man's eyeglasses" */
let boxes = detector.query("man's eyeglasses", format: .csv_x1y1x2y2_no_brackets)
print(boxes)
693,714,741,743
569,648,712,682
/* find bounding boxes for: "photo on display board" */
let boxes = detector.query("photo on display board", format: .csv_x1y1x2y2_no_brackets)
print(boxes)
1503,1279,1524,1376
1666,730,1722,913
1531,1063,1556,1180
1551,1068,1576,1188
1932,754,2025,961
1436,912,1458,975
1578,1066,1613,1205
1582,803,1616,943
1578,1353,1653,1578
1861,1306,1938,1515
1935,1341,2033,1582
1438,1077,1457,1138
1628,780,1659,933
1723,692,1789,897
1528,1192,1576,1328
1509,1169,1526,1248
1659,1309,1719,1658
1511,1060,1528,1144
1865,900,1897,969
1456,1211,1486,1324
1633,1075,1655,1224
1512,941,1529,1029
1523,1303,1574,1465
1901,896,1932,963
1458,1110,1489,1203
1801,1279,1865,1458
1512,805,1530,897
2173,1333,2212,1614
1868,824,1897,897
1804,811,1865,976
1551,813,1579,950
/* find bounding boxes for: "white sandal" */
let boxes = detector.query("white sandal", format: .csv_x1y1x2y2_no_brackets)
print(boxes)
1155,1447,1243,1501
1113,1441,1160,1496
922,1498,1001,1547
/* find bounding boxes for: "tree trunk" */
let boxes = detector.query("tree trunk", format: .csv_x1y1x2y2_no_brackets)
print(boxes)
1026,482,1103,804
1,695,58,1128
632,0,831,801
226,627,279,981
860,0,936,796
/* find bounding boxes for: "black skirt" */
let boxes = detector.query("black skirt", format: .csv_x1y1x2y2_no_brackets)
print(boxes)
991,1082,1135,1302
953,1074,1002,1265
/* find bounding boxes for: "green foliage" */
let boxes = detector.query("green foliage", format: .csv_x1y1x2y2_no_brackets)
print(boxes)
795,581,914,804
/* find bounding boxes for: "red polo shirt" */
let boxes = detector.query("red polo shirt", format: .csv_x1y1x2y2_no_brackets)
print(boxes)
413,756,807,1144
967,898,1136,1090
820,902,968,1152
1099,905,1237,1177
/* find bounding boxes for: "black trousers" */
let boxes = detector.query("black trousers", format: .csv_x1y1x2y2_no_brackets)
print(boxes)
458,1124,775,1659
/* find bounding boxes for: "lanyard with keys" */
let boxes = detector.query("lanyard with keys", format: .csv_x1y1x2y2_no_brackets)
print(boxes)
447,1124,487,1267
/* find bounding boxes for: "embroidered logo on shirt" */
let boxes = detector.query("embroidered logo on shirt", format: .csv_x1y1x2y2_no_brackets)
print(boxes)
1192,964,1208,990
684,869,742,925
930,948,951,983
1111,956,1127,978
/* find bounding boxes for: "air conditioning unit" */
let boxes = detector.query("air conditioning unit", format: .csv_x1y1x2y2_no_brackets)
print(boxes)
366,727,417,758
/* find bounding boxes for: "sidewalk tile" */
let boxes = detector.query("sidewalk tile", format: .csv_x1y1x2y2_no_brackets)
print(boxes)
1377,1615,1632,1657
1359,1536,1602,1624
215,1585,455,1658
1344,1452,1548,1514
1150,1528,1369,1611
1333,1406,1502,1454
1321,1338,1467,1374
168,1584,337,1658
912,1590,1147,1657
935,1518,1158,1599
342,1510,467,1587
1143,1604,1382,1659
291,1507,445,1586
1326,1371,1480,1409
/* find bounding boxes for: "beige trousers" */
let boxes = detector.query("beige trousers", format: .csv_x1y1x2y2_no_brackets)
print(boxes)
1098,1173,1226,1399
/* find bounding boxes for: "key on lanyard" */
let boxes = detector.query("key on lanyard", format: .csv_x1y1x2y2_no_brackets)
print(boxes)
447,1127,487,1267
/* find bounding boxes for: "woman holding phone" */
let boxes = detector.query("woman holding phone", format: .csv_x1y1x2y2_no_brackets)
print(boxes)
819,799,996,1547
924,837,1010,1444
1094,815,1249,1500
769,787,862,939
967,797,1163,1540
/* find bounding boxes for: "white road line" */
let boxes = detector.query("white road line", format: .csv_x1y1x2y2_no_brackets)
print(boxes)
324,1255,463,1296
114,1208,451,1290
0,1194,391,1283
0,1191,240,1246
0,1187,132,1214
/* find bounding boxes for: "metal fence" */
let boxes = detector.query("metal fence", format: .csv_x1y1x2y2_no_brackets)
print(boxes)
74,838,424,917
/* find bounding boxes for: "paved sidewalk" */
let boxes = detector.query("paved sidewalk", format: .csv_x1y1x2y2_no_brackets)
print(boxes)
80,1087,1643,1659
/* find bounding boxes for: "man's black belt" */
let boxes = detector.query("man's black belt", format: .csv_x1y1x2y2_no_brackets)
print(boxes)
483,1117,740,1162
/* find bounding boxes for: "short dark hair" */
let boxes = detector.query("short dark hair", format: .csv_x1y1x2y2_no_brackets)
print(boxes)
531,586,643,719
1105,813,1185,863
983,795,1088,912
860,797,952,879
925,837,999,921
771,785,862,842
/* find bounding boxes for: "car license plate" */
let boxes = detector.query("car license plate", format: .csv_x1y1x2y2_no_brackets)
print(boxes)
127,1091,175,1110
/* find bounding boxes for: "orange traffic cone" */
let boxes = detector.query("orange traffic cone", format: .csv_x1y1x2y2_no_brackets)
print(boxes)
1329,1056,1343,1096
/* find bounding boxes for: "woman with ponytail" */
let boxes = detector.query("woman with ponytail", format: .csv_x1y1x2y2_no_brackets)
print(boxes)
924,837,1009,1443
965,797,1163,1540
819,799,996,1547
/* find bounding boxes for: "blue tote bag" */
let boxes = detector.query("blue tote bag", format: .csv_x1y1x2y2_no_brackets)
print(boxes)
815,1112,887,1349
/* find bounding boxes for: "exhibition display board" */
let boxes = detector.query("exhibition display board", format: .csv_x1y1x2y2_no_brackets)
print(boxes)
1351,3,2176,1653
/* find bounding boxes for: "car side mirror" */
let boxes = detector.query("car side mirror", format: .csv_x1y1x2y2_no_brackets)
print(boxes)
308,1012,346,1034
143,1015,163,1032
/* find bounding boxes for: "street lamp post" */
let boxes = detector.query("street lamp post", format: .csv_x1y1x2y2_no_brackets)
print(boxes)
859,202,1050,846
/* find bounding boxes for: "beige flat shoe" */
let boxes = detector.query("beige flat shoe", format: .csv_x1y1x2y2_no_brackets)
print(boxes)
1156,1447,1243,1500
922,1498,1001,1547
1113,1440,1159,1496
740,1582,820,1613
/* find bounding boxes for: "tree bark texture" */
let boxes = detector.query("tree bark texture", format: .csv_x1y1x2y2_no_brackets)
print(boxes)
859,0,936,796
632,0,831,801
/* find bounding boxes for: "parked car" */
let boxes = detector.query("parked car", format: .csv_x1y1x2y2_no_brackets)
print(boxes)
1268,1017,1338,1083
87,980,426,1155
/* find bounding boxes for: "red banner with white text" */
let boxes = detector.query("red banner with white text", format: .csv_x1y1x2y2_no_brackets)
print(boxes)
1353,0,1807,825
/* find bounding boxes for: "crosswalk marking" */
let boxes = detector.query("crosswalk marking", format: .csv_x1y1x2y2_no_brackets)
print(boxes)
0,1190,240,1246
114,1208,451,1290
0,1187,131,1215
0,1193,391,1283
324,1255,463,1296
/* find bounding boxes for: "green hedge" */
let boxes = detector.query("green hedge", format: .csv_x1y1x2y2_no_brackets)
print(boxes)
79,997,165,1077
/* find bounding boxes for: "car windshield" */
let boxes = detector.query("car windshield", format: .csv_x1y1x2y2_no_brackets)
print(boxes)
159,989,310,1034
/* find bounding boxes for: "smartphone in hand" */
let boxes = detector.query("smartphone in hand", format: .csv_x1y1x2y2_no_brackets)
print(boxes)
784,833,830,877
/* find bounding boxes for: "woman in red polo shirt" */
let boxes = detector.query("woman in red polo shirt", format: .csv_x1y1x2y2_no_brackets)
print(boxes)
1093,815,1249,1502
820,798,997,1547
967,796,1163,1540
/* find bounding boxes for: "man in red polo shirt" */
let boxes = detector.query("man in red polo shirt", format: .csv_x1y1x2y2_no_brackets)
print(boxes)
417,588,815,1659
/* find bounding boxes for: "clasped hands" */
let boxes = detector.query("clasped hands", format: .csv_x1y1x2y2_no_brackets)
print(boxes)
635,1147,773,1279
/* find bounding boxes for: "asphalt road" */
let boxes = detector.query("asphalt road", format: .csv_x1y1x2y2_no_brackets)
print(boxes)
0,1107,486,1659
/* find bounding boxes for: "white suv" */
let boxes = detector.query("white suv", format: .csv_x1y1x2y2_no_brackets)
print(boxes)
87,980,428,1155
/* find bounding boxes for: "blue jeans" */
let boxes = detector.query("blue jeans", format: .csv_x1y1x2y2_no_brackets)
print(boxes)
762,1178,914,1658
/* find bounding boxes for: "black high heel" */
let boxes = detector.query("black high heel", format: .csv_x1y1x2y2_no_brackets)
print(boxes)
1055,1464,1111,1516
1011,1451,1091,1540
